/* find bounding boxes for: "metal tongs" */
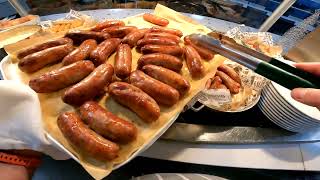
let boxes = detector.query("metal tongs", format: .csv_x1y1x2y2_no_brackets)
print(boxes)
189,34,320,90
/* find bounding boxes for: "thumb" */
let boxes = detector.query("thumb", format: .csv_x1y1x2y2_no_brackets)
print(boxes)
291,88,320,110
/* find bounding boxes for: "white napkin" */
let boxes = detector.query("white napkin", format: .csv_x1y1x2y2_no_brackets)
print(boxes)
0,80,69,160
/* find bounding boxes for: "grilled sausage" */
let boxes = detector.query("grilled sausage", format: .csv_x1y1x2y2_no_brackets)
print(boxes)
218,65,241,85
91,20,125,32
142,13,169,26
137,53,183,72
62,64,114,106
65,31,110,45
18,43,74,73
141,45,183,57
79,101,137,144
210,76,223,89
90,38,121,66
145,32,180,43
62,39,97,66
184,36,215,60
142,65,190,96
115,44,132,79
129,70,180,106
183,45,205,78
216,70,240,94
29,61,94,93
17,37,72,59
122,28,149,47
150,26,183,37
108,82,160,123
205,78,212,89
57,112,119,161
137,37,178,48
101,26,138,38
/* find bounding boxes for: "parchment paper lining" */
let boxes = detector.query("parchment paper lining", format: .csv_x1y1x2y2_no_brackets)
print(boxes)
2,4,224,179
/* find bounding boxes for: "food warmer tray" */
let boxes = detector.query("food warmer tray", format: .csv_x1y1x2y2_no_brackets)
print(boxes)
161,103,320,144
1,8,320,145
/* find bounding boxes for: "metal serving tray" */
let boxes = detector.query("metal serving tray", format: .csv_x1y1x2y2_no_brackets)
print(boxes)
1,9,319,145
161,103,320,144
1,48,319,144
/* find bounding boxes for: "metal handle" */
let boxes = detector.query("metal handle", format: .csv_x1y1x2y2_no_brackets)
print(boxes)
8,0,28,16
259,0,296,32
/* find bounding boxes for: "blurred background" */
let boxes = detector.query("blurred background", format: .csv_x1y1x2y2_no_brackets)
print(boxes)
1,0,319,35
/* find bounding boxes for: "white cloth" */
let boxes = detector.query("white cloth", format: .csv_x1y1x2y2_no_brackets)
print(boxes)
0,80,69,160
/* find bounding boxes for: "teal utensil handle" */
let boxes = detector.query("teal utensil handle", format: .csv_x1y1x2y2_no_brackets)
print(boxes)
269,58,320,87
256,62,319,90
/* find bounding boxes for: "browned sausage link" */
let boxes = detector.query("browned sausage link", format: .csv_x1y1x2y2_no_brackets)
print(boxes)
79,101,137,144
101,26,138,38
142,65,190,96
130,70,180,106
18,43,73,73
210,76,223,89
141,45,183,57
205,78,212,89
184,45,205,78
62,39,97,66
65,31,110,45
122,28,149,47
90,38,121,66
115,44,132,79
137,53,183,72
216,70,240,94
108,82,160,123
137,37,178,48
91,20,125,32
184,36,215,60
142,13,169,26
17,37,72,59
218,65,241,85
150,26,183,37
57,112,119,161
62,64,114,106
144,32,180,43
29,61,94,93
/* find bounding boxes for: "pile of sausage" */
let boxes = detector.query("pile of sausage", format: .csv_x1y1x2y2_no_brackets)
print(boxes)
205,64,241,94
16,14,215,161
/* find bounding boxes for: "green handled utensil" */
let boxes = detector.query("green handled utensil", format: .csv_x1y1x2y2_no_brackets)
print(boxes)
189,34,320,90
219,36,320,87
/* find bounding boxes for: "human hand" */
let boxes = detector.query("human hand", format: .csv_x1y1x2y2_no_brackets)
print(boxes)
0,149,42,180
291,63,320,110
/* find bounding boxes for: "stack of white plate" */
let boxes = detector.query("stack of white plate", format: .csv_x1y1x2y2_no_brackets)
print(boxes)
258,81,320,133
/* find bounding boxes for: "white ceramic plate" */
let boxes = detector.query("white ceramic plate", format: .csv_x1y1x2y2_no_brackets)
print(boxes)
267,84,320,125
259,87,320,132
265,59,320,121
258,97,302,132
271,82,320,121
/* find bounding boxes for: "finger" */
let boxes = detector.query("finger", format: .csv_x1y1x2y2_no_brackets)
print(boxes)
291,88,320,110
294,63,320,77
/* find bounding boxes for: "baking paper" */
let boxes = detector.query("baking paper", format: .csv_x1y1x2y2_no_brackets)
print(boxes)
2,4,224,179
